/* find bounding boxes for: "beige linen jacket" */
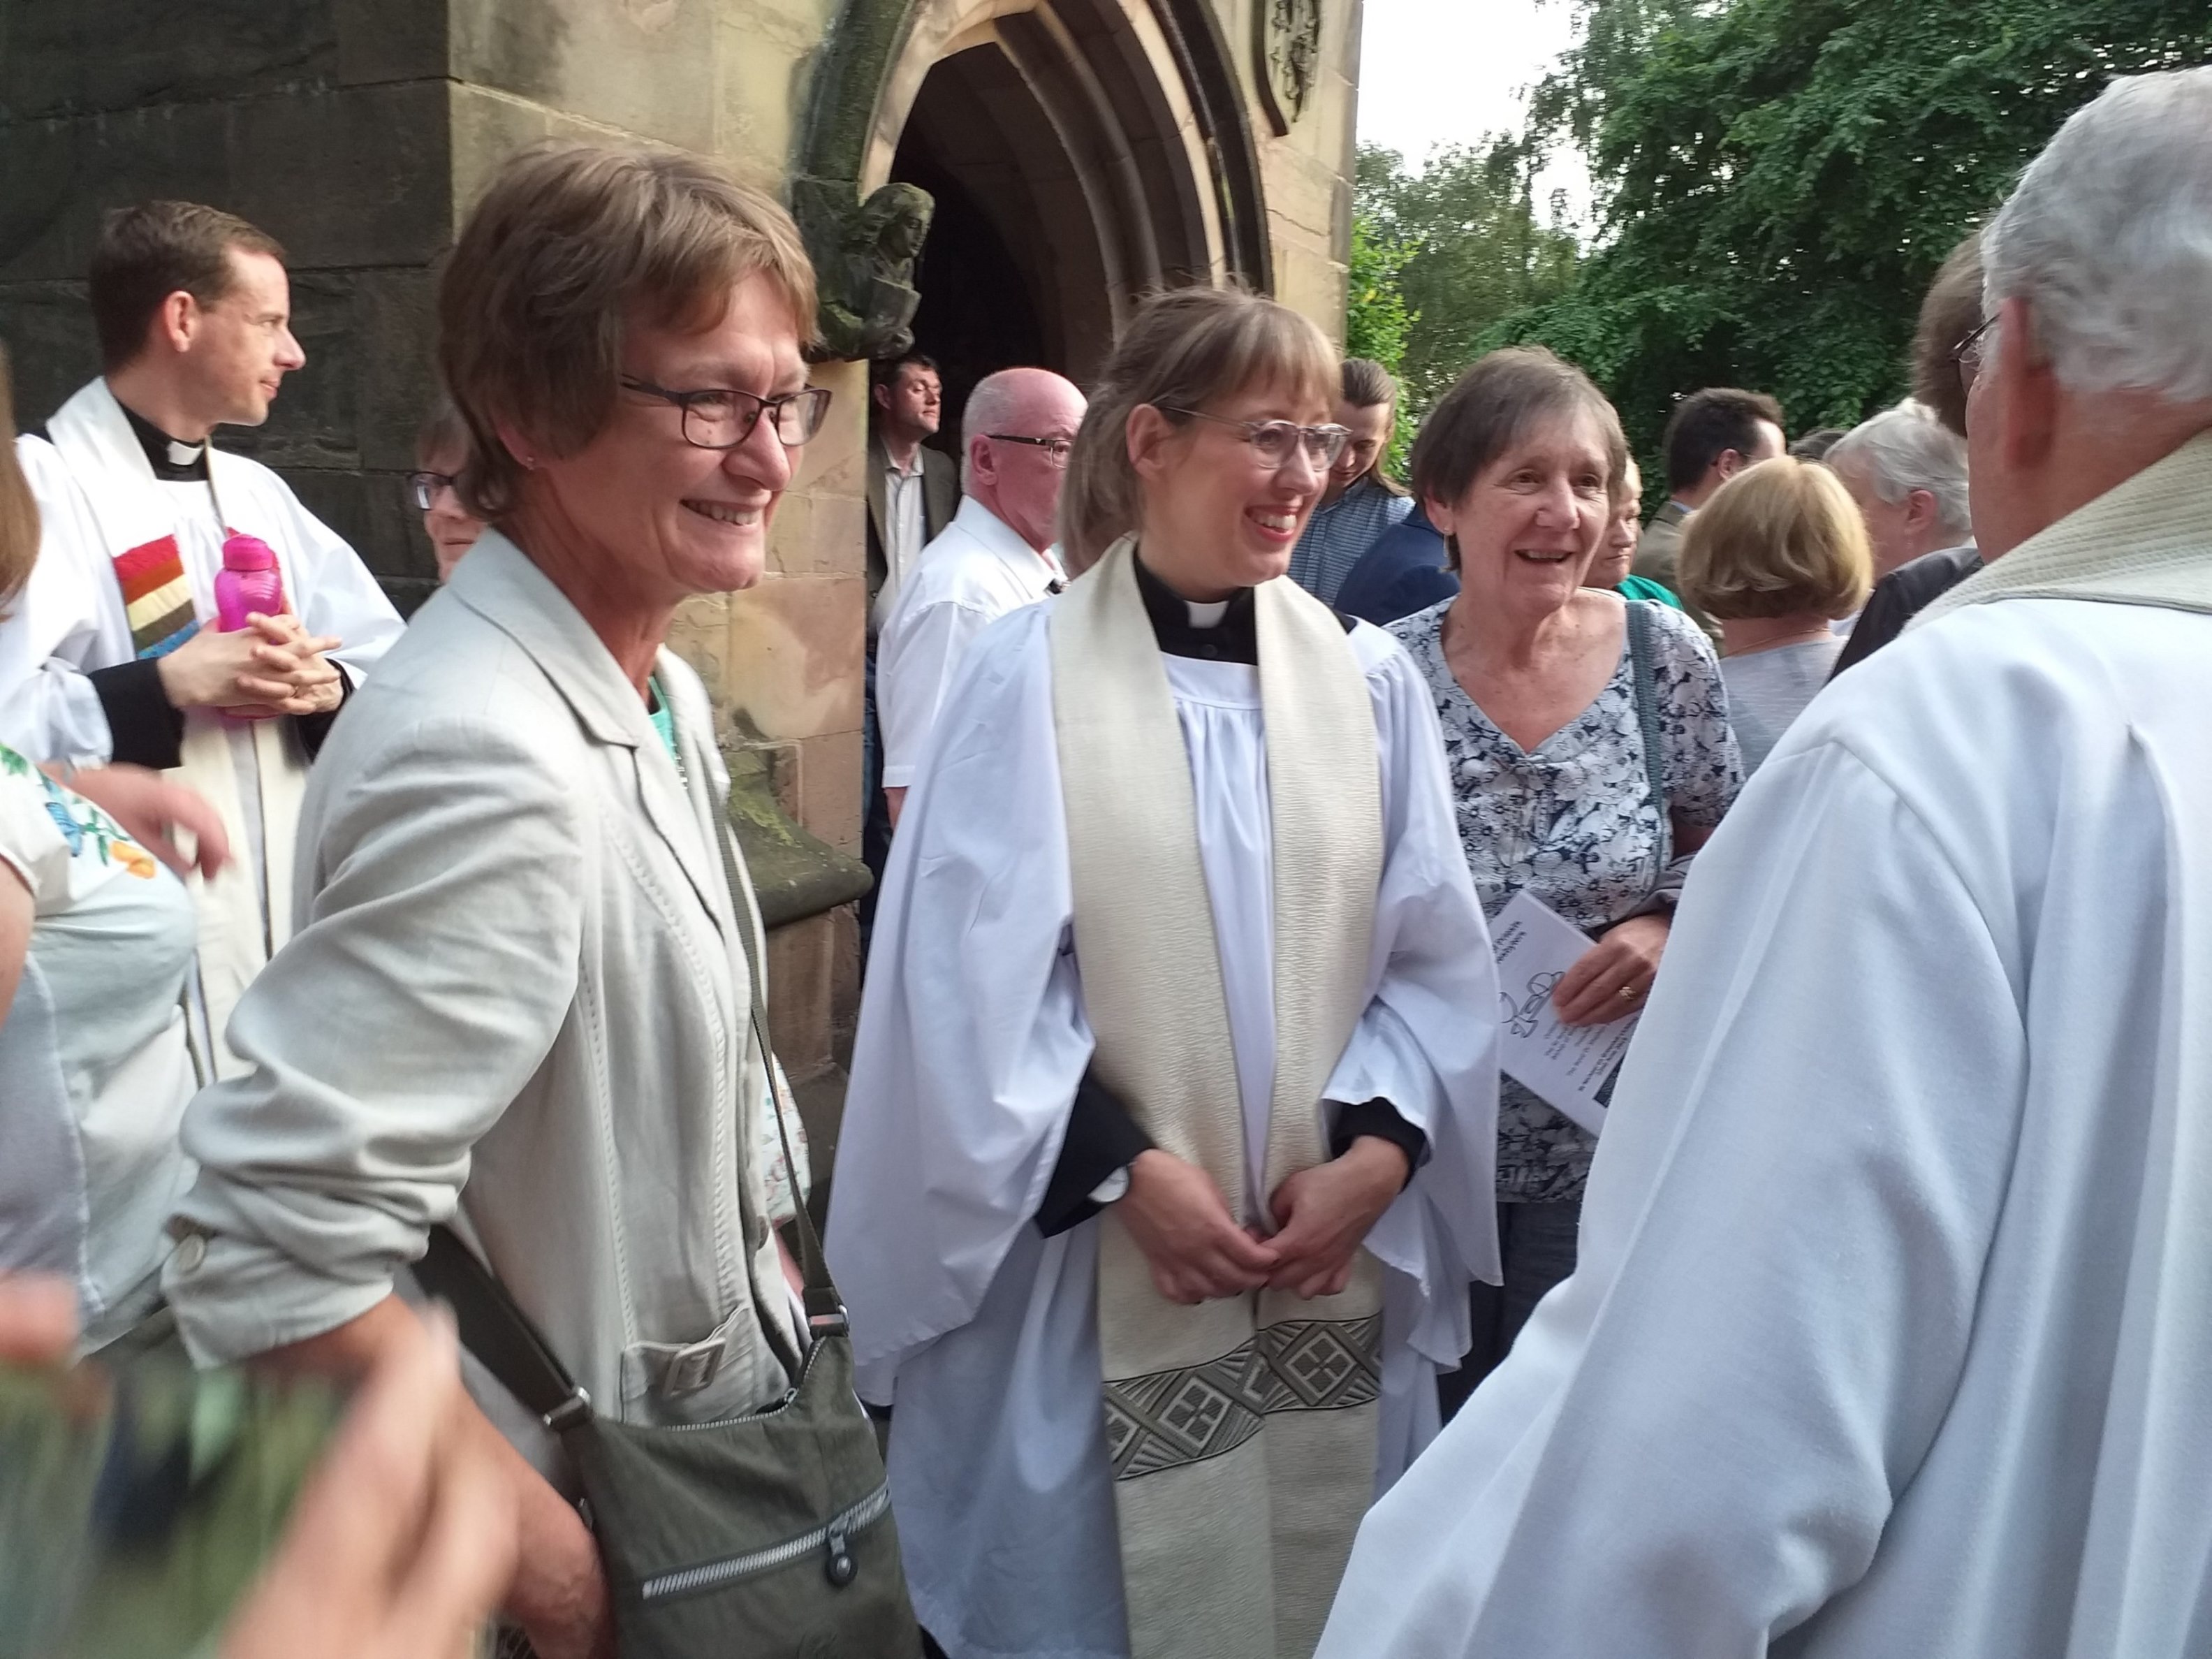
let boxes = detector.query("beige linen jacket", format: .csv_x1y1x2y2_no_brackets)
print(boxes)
167,532,796,1455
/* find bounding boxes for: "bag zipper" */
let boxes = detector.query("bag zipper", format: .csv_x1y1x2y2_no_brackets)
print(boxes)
636,1481,895,1603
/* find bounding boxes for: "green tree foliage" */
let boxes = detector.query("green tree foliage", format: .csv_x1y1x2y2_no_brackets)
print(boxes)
1355,140,1582,421
1486,0,2212,478
1345,212,1416,374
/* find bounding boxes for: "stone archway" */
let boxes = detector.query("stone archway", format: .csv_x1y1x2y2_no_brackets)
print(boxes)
791,0,1272,381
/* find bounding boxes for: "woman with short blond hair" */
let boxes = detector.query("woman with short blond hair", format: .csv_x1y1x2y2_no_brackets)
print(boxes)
832,284,1500,1659
166,142,843,1657
1676,455,1871,773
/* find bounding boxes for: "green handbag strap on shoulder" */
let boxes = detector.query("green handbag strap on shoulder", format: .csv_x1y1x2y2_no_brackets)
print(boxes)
1624,598,1673,875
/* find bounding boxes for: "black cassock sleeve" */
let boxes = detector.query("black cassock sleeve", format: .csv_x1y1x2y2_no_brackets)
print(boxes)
1035,1067,1155,1238
1329,1098,1427,1184
89,659,186,770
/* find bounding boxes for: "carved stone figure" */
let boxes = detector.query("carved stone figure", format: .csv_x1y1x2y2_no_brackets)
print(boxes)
801,180,935,363
1257,0,1323,136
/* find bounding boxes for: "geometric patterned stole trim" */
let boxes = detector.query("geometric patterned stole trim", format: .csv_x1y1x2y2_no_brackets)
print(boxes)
1104,1313,1384,1480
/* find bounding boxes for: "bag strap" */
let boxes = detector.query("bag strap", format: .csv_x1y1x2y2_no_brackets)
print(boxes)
415,1224,592,1429
1623,600,1673,874
711,811,850,1339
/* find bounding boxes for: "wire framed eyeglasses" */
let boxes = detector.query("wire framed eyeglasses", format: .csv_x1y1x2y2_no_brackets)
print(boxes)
1951,314,1999,390
985,433,1075,467
1158,407,1352,470
620,377,834,450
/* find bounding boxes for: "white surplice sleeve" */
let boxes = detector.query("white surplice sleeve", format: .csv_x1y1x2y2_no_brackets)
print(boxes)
1319,734,2028,1658
879,597,995,790
0,438,123,763
1324,631,1502,1345
826,605,1094,1403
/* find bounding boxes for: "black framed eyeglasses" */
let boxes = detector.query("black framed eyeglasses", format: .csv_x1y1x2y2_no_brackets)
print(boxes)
620,377,833,450
1951,314,1999,387
986,433,1074,467
407,470,455,511
1159,407,1352,470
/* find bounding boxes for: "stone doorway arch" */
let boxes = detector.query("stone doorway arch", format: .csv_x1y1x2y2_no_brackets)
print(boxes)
791,0,1273,393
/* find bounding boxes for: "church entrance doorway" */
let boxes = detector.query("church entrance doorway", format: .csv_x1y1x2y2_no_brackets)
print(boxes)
851,0,1273,441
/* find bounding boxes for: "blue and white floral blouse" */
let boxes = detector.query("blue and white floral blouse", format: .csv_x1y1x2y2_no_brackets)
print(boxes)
1391,597,1743,1201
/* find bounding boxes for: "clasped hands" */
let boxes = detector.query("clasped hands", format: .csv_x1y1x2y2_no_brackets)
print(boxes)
157,611,346,719
1116,1139,1407,1307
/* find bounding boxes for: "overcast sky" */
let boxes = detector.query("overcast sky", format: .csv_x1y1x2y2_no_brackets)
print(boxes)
1356,0,1592,225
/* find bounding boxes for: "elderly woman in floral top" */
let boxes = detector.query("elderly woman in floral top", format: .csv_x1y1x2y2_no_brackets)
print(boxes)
1390,348,1742,1412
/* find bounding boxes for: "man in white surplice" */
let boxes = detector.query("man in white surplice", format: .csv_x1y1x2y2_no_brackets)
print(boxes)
876,366,1084,827
828,288,1500,1659
1320,68,2212,1659
0,202,400,1075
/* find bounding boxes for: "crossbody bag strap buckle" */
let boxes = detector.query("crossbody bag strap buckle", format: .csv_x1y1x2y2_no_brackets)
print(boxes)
543,1387,594,1432
803,1287,850,1339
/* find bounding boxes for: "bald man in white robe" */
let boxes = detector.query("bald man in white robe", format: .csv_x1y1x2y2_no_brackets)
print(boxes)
1321,66,2212,1659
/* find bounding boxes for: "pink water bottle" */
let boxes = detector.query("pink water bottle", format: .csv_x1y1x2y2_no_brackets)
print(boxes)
213,534,286,630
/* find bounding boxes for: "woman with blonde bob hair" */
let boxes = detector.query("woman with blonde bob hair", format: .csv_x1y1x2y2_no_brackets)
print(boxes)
830,285,1502,1659
161,144,881,1659
1676,455,1872,773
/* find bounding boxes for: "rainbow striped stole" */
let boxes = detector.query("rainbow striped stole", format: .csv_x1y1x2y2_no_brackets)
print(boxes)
113,533,201,659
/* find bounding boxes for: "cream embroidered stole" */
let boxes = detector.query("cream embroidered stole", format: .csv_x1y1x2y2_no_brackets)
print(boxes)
1914,430,2212,627
1050,537,1386,1659
45,379,308,1079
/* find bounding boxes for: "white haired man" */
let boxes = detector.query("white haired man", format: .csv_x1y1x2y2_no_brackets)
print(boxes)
1322,65,2212,1659
876,367,1085,826
1831,233,1990,674
1824,400,1972,580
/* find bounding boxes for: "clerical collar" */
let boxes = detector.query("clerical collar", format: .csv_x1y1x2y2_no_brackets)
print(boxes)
1133,555,1259,664
118,400,210,481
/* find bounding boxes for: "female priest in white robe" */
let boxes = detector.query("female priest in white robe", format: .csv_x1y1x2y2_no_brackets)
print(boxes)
826,287,1500,1659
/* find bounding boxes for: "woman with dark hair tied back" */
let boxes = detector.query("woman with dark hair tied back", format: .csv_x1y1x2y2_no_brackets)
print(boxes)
163,145,918,1659
1283,356,1414,603
1389,346,1742,1415
830,286,1501,1659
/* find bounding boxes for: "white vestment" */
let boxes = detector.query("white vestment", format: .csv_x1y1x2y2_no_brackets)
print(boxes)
0,380,402,1072
828,599,1500,1659
1320,591,2212,1657
877,495,1063,791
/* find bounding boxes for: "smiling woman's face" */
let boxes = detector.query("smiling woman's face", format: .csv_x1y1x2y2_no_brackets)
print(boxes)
528,272,810,606
1132,379,1333,597
1431,410,1613,617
